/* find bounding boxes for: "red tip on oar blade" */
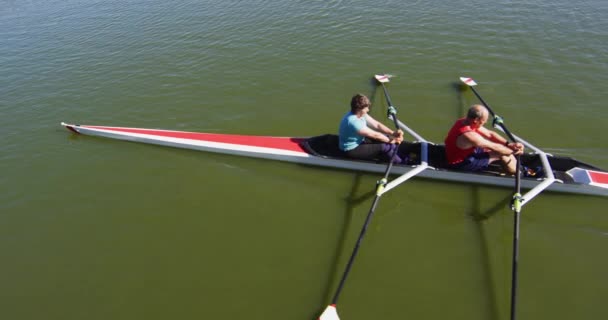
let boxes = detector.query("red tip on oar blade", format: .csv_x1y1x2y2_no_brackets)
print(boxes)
460,77,477,86
374,74,392,83
319,305,340,320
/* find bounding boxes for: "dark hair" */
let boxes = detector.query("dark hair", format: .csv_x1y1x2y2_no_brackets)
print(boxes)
350,94,371,113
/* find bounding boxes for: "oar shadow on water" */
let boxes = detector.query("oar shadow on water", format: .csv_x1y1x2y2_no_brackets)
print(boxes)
317,173,375,309
368,77,385,114
314,79,382,315
468,186,511,320
312,79,402,318
452,80,470,117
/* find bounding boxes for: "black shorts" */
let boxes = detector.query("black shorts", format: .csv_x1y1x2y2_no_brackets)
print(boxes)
449,147,490,172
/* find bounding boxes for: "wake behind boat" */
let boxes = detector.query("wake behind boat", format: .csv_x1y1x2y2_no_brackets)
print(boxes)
60,122,608,197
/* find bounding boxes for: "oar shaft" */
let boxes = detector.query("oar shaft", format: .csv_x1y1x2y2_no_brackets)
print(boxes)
331,142,400,305
515,155,522,191
469,86,518,143
469,86,495,116
380,82,395,109
331,166,398,304
510,153,522,320
465,78,524,320
510,209,521,320
331,194,382,304
379,82,400,131
329,77,402,305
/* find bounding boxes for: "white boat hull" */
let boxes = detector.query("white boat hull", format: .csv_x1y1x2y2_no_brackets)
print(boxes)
61,123,608,197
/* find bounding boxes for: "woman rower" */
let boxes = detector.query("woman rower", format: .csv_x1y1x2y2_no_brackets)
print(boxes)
338,93,404,163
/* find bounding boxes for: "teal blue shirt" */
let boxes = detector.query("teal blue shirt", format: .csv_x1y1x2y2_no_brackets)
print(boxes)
339,112,367,151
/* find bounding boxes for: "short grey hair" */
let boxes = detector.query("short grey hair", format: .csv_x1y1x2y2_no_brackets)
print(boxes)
466,104,486,120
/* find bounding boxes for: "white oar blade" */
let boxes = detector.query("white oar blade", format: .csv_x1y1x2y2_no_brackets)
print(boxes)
319,305,340,320
374,74,393,83
460,76,477,86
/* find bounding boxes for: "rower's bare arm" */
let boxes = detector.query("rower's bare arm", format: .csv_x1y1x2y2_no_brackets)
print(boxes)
478,127,525,154
365,115,394,135
461,131,513,155
359,127,401,143
478,126,507,144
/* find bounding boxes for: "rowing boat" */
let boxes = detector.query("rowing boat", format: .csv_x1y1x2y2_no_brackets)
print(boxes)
60,75,604,320
60,122,608,197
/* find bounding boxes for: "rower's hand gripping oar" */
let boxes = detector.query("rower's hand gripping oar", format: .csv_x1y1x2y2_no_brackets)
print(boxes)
318,74,401,320
460,76,523,320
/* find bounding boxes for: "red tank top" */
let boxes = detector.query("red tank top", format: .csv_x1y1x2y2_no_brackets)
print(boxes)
444,118,478,164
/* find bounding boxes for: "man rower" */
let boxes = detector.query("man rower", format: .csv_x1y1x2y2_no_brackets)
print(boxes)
444,104,524,174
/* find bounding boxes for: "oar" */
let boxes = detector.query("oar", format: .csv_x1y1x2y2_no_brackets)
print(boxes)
460,76,523,320
318,74,401,320
459,78,518,143
375,74,400,129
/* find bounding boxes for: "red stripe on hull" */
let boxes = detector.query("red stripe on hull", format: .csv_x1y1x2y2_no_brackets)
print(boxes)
589,170,608,184
86,126,307,153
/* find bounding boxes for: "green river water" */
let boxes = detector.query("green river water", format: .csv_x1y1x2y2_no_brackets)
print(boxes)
1,1,607,319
